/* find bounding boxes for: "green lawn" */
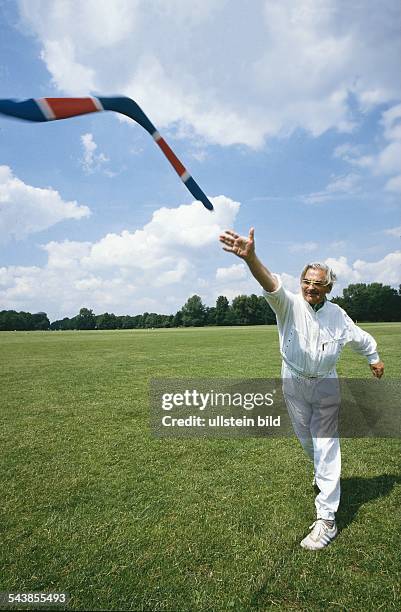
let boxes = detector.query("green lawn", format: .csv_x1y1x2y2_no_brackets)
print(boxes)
1,323,400,611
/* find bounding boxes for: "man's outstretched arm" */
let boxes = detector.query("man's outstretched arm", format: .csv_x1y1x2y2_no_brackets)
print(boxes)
344,313,385,378
219,227,279,293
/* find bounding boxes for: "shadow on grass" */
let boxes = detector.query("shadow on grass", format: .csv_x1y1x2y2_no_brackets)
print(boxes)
337,473,401,530
248,474,400,610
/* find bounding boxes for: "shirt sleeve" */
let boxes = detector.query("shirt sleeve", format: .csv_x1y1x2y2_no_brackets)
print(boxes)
263,274,295,323
344,313,380,363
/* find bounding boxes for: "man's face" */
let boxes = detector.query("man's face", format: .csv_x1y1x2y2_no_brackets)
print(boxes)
301,268,331,305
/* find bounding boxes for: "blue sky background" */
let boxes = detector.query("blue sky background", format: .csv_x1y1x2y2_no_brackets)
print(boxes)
0,0,400,320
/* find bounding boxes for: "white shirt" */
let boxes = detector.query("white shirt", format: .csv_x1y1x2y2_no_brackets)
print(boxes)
264,275,380,378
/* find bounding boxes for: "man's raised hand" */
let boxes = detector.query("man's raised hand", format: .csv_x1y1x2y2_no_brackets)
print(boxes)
219,227,256,262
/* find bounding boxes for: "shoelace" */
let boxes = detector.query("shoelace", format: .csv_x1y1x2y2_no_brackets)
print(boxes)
308,520,331,538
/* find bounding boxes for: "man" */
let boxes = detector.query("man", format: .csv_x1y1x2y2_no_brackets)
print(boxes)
219,227,384,550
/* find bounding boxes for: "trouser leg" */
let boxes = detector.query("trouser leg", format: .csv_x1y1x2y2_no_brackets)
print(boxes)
282,372,341,521
310,381,341,521
311,435,341,520
283,392,314,461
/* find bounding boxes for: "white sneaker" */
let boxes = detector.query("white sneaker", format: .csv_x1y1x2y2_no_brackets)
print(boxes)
300,519,338,550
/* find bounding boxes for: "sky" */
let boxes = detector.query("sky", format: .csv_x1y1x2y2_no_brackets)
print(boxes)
0,0,400,321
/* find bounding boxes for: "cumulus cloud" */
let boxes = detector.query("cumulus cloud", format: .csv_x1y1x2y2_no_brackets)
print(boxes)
1,191,399,316
0,165,90,242
272,252,401,298
325,252,401,286
18,0,401,147
86,195,239,270
0,196,240,318
41,240,92,268
278,272,300,294
80,133,109,173
216,263,247,281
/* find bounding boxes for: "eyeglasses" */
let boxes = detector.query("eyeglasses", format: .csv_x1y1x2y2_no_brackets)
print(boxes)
301,279,329,287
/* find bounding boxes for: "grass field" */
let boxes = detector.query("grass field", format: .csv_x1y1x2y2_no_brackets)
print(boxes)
1,323,400,611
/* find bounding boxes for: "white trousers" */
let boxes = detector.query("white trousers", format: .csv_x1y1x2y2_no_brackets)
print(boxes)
282,362,341,521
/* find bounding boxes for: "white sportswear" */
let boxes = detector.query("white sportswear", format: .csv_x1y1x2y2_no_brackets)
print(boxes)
263,275,380,378
264,274,381,521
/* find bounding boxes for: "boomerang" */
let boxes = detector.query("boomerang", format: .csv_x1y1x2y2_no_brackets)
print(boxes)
0,96,214,211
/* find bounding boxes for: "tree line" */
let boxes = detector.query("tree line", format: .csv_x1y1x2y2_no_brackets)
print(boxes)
0,283,400,331
49,293,277,330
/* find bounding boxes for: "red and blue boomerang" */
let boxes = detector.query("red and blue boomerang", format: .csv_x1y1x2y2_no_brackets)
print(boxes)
0,96,214,211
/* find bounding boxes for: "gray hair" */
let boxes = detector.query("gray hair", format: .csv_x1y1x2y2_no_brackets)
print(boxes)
300,262,337,290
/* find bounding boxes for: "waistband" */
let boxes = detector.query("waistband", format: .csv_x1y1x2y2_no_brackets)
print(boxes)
281,357,335,380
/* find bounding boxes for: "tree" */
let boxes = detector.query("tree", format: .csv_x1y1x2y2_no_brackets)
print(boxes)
0,310,23,330
231,295,252,325
205,306,216,326
0,310,50,330
96,312,119,329
173,310,183,327
75,308,96,330
31,312,50,330
145,313,160,328
257,296,276,324
120,315,134,329
247,294,261,324
332,283,401,322
215,296,230,325
132,314,144,328
181,295,206,327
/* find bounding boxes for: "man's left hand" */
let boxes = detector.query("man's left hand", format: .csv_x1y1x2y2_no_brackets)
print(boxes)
370,361,384,378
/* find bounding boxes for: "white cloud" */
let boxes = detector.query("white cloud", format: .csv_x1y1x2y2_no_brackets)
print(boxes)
80,133,109,173
334,103,401,191
333,143,373,168
385,175,401,193
325,252,401,287
41,240,92,269
0,195,240,318
0,165,90,242
216,263,247,281
384,225,401,237
289,241,319,253
2,196,399,315
18,0,401,147
329,240,347,250
266,252,401,298
280,272,300,294
212,283,257,304
86,195,239,270
376,141,401,176
381,107,401,190
303,172,360,203
382,103,401,141
41,39,96,93
326,174,360,192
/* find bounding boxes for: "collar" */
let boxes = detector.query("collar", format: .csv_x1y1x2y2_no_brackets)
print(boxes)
311,298,326,312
